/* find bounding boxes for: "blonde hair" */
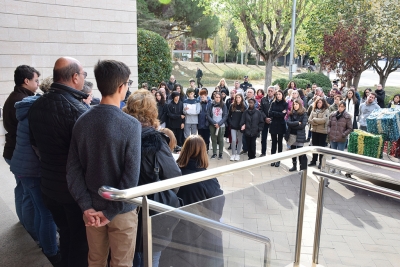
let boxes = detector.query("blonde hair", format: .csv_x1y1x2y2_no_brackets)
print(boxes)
123,89,160,128
159,128,176,152
40,76,53,93
176,135,209,169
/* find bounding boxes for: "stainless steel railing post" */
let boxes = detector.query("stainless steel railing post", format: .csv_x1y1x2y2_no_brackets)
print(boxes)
143,196,152,267
294,169,308,263
320,153,327,173
312,176,328,263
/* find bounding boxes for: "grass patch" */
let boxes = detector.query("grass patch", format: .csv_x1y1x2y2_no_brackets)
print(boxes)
171,61,298,87
223,68,264,80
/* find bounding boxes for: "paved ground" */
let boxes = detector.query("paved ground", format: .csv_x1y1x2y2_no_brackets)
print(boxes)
1,138,400,266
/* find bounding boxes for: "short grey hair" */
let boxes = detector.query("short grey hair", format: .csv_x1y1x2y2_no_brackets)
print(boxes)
315,87,323,92
82,80,93,94
267,85,275,91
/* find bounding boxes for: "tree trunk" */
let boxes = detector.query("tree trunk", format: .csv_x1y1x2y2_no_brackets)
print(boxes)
224,51,226,64
379,75,388,88
201,39,204,63
353,72,362,88
264,57,273,91
256,53,259,66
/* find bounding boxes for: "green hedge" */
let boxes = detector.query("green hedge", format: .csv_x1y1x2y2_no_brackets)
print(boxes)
295,73,332,89
138,28,172,88
271,78,311,91
223,68,264,80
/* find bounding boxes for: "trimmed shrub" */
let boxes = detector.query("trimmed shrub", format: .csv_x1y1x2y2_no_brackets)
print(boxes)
223,68,264,80
272,78,311,91
272,78,289,90
292,78,311,90
138,28,172,88
295,73,332,89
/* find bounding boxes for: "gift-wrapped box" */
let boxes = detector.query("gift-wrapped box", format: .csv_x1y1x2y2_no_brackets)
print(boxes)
383,138,400,158
348,129,383,158
366,108,400,141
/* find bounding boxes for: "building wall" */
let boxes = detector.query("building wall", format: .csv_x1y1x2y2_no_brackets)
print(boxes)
0,0,138,103
0,0,138,145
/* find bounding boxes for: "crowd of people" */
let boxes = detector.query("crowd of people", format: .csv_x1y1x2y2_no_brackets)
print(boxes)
2,59,224,267
2,58,398,266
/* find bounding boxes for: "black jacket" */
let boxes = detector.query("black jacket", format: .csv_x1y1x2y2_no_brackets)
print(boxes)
28,82,88,203
2,86,35,160
240,108,264,137
157,103,167,125
375,89,385,108
166,80,176,93
198,100,211,129
259,96,274,127
167,100,184,128
196,69,203,78
160,159,225,267
287,110,308,143
136,127,182,252
268,99,288,135
228,105,245,130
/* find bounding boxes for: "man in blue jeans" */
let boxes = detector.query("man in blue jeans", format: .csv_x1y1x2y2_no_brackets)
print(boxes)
2,65,40,238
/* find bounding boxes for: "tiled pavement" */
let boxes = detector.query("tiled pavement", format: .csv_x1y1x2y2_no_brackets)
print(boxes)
1,139,400,266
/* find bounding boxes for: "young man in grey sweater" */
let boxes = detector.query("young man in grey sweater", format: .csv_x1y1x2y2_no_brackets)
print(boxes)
66,60,141,266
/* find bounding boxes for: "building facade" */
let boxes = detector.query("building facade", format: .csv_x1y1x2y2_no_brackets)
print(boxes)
0,0,138,144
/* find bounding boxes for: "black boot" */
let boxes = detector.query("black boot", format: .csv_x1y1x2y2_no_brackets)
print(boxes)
275,161,280,167
289,158,297,172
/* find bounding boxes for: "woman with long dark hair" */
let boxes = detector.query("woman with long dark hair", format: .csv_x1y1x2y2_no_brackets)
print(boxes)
160,135,224,267
361,88,372,104
268,89,288,167
155,90,167,128
308,98,330,169
207,92,228,160
286,100,308,171
228,93,246,161
345,88,359,130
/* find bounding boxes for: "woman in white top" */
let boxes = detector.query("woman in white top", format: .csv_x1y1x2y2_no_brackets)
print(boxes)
345,89,359,130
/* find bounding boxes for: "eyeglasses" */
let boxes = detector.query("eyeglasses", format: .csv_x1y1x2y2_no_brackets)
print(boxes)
120,79,133,87
76,71,87,78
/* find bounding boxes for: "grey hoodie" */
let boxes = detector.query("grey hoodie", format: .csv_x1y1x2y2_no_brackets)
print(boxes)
359,101,380,126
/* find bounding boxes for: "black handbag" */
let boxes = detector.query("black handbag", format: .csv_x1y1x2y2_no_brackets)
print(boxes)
149,155,182,250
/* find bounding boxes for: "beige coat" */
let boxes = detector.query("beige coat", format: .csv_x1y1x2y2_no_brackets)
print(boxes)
308,108,330,134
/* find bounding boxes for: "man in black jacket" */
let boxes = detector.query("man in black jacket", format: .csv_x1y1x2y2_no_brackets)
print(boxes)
196,67,203,88
166,75,177,93
240,75,252,92
259,86,276,156
375,84,385,108
3,65,40,227
28,57,89,267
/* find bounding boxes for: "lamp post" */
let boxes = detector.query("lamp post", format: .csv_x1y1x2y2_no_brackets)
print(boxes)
289,0,297,80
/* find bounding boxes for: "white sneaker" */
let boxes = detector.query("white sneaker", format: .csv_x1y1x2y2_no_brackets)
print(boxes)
234,154,240,161
230,154,235,161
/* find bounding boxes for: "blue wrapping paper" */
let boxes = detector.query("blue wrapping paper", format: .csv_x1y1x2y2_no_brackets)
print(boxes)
366,108,400,141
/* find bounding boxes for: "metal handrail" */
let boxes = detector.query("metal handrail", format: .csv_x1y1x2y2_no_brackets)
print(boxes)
311,171,400,264
312,171,400,200
127,196,272,249
99,147,400,201
99,146,400,266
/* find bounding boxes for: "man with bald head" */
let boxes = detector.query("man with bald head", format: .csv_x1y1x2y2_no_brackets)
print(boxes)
28,57,89,267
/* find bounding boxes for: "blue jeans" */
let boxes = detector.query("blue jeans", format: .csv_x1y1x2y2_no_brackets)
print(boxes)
20,177,58,256
133,251,162,267
242,134,247,151
261,124,270,155
330,141,346,159
4,158,36,240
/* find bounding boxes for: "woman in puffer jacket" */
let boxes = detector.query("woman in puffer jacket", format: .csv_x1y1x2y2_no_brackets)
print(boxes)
286,100,308,172
327,100,353,155
308,98,330,169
